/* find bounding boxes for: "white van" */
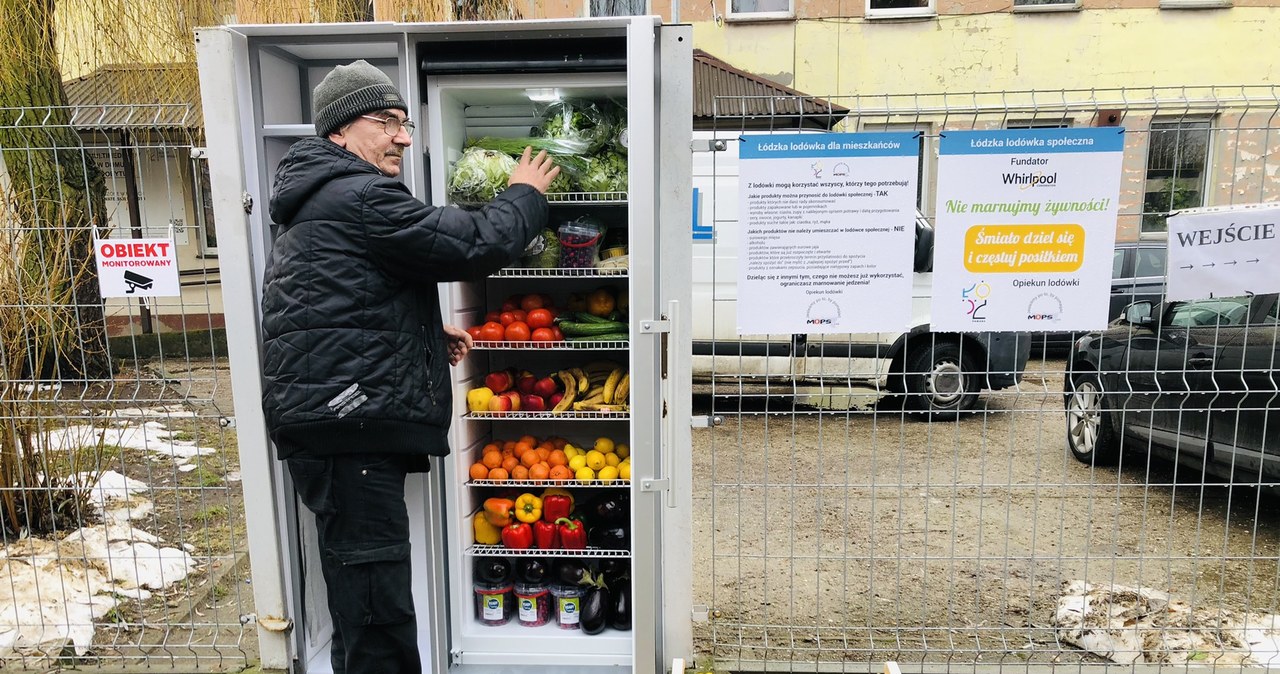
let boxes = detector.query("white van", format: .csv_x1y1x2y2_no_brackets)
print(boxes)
691,130,1031,416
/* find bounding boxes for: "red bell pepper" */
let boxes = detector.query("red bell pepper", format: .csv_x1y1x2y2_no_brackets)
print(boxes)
556,517,587,550
542,493,573,522
533,520,559,549
501,522,533,549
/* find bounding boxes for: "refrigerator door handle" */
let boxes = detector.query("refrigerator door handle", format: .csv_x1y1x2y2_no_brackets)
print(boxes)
663,299,680,508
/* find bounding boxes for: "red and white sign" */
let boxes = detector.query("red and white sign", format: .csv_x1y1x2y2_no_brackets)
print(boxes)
93,238,181,298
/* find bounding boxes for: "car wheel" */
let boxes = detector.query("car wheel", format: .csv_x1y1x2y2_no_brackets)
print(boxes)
902,341,980,418
1064,372,1120,465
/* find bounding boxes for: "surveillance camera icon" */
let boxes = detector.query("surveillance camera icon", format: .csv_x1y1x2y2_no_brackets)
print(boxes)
123,270,153,294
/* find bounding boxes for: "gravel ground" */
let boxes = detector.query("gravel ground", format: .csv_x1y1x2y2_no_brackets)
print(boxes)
690,360,1280,667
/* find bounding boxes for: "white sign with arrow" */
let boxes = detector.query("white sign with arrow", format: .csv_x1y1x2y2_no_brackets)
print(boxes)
1166,203,1280,301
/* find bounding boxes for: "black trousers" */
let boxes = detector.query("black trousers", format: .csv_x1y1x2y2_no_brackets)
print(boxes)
287,454,421,674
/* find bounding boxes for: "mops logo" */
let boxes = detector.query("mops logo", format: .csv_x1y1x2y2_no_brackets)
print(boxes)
1026,293,1064,322
805,298,841,326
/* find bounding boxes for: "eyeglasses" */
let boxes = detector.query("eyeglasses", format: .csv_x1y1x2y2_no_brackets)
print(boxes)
360,114,416,138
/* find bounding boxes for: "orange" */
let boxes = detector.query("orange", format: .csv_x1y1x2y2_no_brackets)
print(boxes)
503,440,517,453
514,441,534,458
481,451,502,469
469,463,489,480
548,465,573,481
511,465,530,481
520,451,540,468
483,443,501,455
548,450,568,467
551,437,568,450
520,434,538,447
536,447,551,461
487,467,509,481
529,463,550,480
501,456,519,473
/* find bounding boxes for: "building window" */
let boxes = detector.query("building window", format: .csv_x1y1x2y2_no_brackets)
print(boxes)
1142,118,1211,233
191,152,218,256
726,0,793,20
588,0,647,15
1006,118,1072,129
866,0,936,19
1012,0,1081,11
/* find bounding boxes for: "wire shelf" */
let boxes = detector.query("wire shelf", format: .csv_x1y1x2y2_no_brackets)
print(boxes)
466,545,630,558
472,340,629,350
545,191,628,204
464,411,630,421
492,267,629,278
467,479,631,488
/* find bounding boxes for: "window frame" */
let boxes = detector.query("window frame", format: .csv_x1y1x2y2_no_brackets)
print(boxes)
1011,0,1082,12
585,0,650,17
1140,116,1215,235
190,148,218,258
725,0,795,21
865,0,936,20
1159,0,1231,9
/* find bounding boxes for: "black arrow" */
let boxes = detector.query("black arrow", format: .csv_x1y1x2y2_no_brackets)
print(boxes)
1180,264,1194,270
1224,260,1238,266
1204,262,1216,268
1247,258,1261,263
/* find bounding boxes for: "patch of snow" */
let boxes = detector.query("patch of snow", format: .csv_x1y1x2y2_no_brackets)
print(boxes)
36,422,216,462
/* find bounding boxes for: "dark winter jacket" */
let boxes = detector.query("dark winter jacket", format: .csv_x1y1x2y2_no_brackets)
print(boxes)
261,137,546,459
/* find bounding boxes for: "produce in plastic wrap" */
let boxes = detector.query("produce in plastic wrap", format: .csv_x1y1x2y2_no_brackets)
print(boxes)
579,151,628,193
536,99,612,154
468,136,590,188
521,228,561,269
448,147,517,203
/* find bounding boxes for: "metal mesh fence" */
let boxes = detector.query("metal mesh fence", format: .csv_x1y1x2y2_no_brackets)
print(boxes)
0,104,252,670
692,86,1280,672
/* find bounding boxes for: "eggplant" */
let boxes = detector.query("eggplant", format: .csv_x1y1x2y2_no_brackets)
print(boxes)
609,583,631,631
588,525,629,550
580,585,609,635
586,493,629,526
556,559,592,586
473,556,511,584
599,559,630,583
516,558,549,584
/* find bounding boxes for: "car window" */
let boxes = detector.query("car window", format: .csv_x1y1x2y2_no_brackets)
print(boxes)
1134,247,1167,278
1167,296,1252,327
1112,248,1126,279
1262,296,1280,325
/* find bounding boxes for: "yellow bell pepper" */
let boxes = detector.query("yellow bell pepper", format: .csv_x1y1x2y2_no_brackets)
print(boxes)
514,493,542,523
472,512,502,545
586,288,616,317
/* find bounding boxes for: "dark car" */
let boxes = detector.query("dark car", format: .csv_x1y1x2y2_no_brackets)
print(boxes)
1064,293,1280,482
1035,240,1168,354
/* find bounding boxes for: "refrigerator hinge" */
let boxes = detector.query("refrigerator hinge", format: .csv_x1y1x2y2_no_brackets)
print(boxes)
691,138,727,152
691,604,710,622
640,319,670,334
691,415,723,428
640,478,670,492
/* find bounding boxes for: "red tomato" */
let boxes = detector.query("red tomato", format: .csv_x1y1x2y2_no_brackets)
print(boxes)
504,321,531,342
526,309,554,330
466,325,484,340
530,327,555,342
502,297,521,312
550,326,564,342
484,311,500,324
499,311,516,326
477,322,505,342
520,295,545,312
511,309,528,323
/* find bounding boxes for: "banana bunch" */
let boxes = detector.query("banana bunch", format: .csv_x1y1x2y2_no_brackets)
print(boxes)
552,360,630,413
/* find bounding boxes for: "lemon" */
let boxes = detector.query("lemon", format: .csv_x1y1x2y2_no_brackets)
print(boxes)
615,444,630,460
568,455,587,472
575,466,596,482
597,465,619,483
619,462,631,481
585,450,607,471
605,453,621,467
594,437,615,454
563,443,578,457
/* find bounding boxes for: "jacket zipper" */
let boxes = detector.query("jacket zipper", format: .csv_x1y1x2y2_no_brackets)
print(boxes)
422,325,437,405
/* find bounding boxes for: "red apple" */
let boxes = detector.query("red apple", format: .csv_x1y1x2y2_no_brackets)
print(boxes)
487,394,512,413
549,392,564,407
501,390,522,411
533,376,558,398
516,372,538,396
522,394,547,412
485,370,513,393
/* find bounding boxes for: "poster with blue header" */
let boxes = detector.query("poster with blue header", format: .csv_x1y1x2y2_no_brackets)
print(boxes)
735,132,920,334
930,127,1125,332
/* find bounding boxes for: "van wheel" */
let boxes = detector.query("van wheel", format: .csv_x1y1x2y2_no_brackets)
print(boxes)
1064,372,1119,465
901,342,979,418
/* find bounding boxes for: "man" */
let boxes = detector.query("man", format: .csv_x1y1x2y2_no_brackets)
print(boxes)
259,60,558,674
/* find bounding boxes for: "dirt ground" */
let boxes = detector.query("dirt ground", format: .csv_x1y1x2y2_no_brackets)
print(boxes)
689,359,1280,667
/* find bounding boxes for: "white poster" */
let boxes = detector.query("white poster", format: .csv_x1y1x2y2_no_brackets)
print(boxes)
93,238,181,298
931,128,1125,332
736,132,920,334
1166,203,1280,301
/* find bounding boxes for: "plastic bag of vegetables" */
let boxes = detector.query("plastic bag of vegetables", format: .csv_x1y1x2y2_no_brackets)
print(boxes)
467,136,591,190
579,151,628,193
534,99,613,155
447,147,517,203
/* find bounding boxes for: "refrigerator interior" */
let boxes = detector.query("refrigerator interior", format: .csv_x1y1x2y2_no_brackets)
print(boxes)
426,72,639,667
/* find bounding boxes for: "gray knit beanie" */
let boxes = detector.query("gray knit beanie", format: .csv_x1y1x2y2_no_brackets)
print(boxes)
312,60,408,138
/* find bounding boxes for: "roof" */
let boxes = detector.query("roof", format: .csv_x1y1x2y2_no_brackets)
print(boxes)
693,50,848,130
62,63,202,132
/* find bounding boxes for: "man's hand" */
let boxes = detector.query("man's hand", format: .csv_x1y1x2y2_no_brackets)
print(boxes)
443,324,473,366
507,146,561,194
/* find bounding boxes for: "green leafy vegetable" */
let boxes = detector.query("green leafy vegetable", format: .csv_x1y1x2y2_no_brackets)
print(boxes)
448,147,516,203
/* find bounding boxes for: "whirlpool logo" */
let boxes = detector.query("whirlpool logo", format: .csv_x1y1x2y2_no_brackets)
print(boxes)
806,298,841,326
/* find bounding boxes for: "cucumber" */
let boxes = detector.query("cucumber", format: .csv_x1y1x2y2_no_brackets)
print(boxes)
567,333,630,342
558,321,629,336
573,312,615,324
